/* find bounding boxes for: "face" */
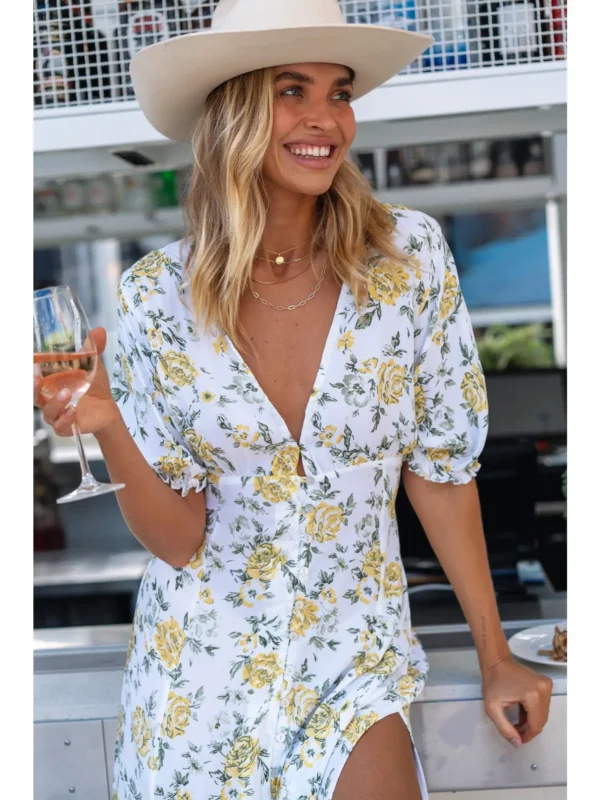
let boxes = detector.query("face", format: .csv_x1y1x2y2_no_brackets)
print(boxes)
262,62,357,198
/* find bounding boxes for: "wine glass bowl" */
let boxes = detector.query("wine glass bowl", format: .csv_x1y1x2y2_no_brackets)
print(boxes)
33,286,125,504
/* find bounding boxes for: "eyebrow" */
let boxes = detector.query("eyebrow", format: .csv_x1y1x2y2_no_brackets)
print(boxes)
275,69,355,88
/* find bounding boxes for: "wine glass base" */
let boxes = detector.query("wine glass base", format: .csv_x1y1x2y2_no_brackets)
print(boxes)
57,481,126,505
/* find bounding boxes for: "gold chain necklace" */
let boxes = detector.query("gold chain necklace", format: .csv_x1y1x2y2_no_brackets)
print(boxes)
258,237,312,265
250,257,327,311
251,260,313,286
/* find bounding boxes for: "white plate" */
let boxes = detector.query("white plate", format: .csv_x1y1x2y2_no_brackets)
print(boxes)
508,622,567,668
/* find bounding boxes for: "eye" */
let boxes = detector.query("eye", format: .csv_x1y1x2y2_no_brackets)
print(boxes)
280,85,303,98
334,90,354,102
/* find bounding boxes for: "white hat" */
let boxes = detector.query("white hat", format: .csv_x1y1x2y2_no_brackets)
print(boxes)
131,0,433,142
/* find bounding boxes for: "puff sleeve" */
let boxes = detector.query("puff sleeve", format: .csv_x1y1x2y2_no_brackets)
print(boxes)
406,216,489,484
110,272,210,497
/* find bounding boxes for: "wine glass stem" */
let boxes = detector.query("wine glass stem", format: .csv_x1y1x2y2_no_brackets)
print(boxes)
72,421,96,485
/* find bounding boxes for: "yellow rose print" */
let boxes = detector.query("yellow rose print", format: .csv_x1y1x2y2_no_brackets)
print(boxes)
367,259,410,305
253,475,297,503
154,617,185,670
440,269,458,320
318,425,338,448
199,587,214,604
377,359,408,405
242,652,283,689
120,354,133,391
161,691,192,739
405,252,422,278
290,596,320,637
232,425,251,447
358,357,378,374
461,364,488,413
213,334,228,355
284,684,319,726
148,328,163,348
223,735,261,780
432,330,444,346
305,502,344,543
359,630,377,651
356,575,379,605
118,285,129,315
238,633,258,653
188,538,207,570
372,647,398,675
342,711,380,745
201,390,216,403
351,454,369,466
354,651,380,677
363,542,384,581
174,792,193,800
319,586,337,604
156,452,189,482
270,776,282,799
299,737,324,769
131,251,165,281
399,672,416,697
306,703,337,739
132,706,152,757
417,287,431,317
160,350,199,388
383,561,404,597
337,330,355,350
272,444,300,478
427,448,451,462
245,542,286,583
147,755,158,771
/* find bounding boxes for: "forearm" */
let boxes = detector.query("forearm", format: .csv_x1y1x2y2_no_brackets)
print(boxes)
402,467,510,672
95,414,206,567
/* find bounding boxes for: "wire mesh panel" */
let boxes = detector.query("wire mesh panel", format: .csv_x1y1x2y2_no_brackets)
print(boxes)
33,0,568,112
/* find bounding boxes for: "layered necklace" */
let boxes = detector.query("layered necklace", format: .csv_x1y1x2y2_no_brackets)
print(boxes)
251,238,327,312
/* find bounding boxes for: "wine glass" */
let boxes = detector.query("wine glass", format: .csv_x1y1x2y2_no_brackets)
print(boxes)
34,285,125,504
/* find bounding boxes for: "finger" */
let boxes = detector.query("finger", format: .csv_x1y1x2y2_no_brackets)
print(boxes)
34,376,45,408
484,701,522,747
53,406,77,437
42,389,72,426
89,327,107,356
519,690,551,742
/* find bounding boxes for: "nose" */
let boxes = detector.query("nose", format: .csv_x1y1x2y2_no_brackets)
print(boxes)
303,98,339,133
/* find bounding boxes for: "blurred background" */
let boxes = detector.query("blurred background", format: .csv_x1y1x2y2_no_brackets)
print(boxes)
34,0,567,632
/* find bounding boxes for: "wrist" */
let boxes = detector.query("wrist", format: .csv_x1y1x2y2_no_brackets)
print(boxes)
94,402,124,442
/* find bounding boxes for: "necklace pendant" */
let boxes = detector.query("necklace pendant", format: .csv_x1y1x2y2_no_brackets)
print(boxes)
275,255,285,265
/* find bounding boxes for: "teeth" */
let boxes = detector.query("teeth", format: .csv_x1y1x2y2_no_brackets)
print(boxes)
288,145,331,158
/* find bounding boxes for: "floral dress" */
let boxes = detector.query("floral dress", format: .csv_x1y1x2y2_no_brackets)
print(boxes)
110,206,489,800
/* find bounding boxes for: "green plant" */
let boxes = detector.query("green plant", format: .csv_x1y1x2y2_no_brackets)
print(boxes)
476,324,554,372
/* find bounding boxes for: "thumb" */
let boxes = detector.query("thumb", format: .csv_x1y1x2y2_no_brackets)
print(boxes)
484,701,522,748
90,327,107,356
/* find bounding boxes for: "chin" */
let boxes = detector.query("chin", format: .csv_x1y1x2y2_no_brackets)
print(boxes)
281,175,336,197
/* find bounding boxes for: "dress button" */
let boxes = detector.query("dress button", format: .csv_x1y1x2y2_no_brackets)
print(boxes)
276,732,285,743
299,567,309,578
285,665,295,677
290,632,299,641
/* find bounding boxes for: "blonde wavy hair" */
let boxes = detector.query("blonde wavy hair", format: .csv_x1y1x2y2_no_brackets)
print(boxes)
183,65,407,362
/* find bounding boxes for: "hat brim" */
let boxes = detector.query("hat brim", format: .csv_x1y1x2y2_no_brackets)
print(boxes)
131,24,434,142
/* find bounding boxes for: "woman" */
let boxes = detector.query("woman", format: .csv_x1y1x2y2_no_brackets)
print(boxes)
37,2,553,798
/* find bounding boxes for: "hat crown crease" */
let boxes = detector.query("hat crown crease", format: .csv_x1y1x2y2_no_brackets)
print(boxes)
212,0,344,32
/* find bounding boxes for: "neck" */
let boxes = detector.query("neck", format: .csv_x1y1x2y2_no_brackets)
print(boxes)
259,186,319,259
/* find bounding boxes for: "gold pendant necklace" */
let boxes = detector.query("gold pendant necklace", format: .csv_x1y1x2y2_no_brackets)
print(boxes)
250,257,327,311
258,237,312,266
251,261,313,286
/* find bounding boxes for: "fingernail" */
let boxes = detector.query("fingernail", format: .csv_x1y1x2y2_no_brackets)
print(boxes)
57,389,70,401
510,738,522,748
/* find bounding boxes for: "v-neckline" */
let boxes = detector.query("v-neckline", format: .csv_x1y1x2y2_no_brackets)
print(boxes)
222,279,348,452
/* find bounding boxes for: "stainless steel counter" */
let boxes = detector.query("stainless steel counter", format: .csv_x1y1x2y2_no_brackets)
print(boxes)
33,620,567,798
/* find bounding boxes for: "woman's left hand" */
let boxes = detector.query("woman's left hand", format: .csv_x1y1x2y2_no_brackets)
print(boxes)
481,656,553,747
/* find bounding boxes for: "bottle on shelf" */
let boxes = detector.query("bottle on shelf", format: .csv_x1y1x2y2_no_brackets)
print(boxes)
87,175,118,213
354,152,377,189
478,1,547,65
491,139,519,178
468,140,494,180
35,181,63,217
511,137,546,176
546,0,567,60
59,178,88,214
150,170,180,208
115,1,188,99
420,0,470,72
385,150,407,189
406,145,437,185
119,173,152,213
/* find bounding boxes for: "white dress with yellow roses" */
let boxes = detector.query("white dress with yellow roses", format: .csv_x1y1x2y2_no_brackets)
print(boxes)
110,206,488,800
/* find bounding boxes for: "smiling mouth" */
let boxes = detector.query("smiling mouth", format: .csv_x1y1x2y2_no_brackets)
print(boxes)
283,144,337,168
